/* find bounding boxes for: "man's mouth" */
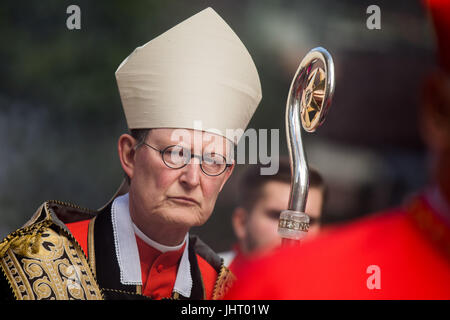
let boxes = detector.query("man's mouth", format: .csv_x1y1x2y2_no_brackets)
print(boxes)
168,196,200,206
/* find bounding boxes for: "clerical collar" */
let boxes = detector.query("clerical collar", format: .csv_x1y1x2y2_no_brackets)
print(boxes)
111,193,193,297
132,223,187,253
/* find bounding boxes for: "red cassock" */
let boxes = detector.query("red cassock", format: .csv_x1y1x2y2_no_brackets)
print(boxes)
225,194,450,299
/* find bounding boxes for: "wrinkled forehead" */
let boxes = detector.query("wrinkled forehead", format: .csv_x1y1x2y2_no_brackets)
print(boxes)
148,128,233,154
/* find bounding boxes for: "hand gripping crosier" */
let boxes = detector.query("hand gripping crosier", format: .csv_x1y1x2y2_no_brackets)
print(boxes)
278,47,335,246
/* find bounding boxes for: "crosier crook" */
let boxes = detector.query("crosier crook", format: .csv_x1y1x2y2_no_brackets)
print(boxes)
278,47,335,246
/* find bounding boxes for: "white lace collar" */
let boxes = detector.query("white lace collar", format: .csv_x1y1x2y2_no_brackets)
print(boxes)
111,193,193,297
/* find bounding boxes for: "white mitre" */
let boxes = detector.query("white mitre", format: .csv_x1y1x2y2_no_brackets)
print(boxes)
115,7,262,145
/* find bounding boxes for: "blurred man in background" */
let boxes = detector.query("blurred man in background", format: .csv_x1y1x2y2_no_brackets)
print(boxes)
224,0,450,299
220,158,326,272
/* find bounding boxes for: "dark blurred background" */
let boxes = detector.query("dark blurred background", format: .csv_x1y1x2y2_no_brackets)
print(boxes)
0,0,438,252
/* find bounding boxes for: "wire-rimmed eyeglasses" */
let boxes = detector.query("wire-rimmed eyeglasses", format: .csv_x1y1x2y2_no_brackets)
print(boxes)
138,142,232,176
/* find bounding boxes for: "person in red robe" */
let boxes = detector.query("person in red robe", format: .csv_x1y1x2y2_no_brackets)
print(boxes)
224,0,450,300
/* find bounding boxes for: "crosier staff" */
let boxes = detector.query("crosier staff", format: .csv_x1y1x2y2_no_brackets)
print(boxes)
278,47,335,246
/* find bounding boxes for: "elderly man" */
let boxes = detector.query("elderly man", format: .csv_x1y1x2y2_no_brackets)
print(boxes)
0,7,262,300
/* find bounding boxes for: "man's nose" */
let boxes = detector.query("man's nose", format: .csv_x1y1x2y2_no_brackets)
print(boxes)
179,161,201,188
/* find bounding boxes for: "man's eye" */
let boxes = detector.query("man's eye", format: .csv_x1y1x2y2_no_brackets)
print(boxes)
165,146,189,163
203,153,225,164
203,155,214,164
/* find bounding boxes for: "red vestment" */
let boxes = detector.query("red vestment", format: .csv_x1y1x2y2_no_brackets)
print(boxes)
225,195,450,299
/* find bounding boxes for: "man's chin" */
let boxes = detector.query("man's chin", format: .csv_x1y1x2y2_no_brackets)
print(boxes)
157,208,206,228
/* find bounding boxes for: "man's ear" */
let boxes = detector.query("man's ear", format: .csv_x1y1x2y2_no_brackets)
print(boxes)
231,206,248,242
219,160,235,192
118,134,137,181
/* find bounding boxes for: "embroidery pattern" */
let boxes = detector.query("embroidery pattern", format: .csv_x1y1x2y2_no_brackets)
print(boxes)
212,265,236,300
0,226,102,300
